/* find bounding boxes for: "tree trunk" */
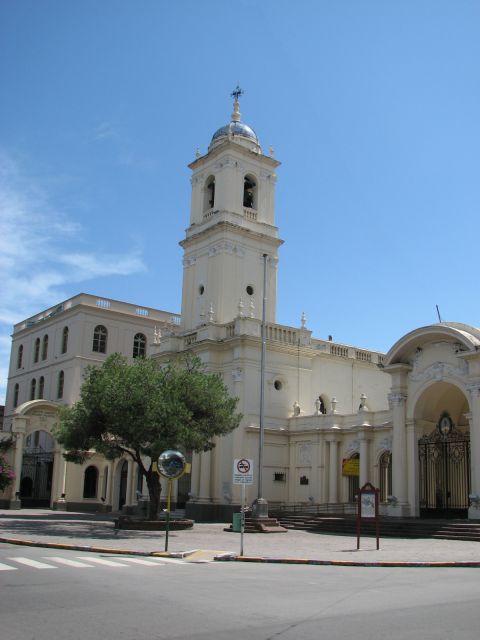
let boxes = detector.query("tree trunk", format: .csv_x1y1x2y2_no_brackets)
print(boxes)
145,469,161,520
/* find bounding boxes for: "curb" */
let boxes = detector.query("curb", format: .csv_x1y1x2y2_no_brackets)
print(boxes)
214,553,480,568
2,536,480,568
0,536,191,559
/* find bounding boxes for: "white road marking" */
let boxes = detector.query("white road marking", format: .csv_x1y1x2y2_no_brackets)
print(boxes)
42,556,95,568
0,561,17,571
75,556,129,567
117,557,166,566
9,557,57,569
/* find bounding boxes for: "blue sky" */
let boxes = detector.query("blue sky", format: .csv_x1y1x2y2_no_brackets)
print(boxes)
1,1,480,402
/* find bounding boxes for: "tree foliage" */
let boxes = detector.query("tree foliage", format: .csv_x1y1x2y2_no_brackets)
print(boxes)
53,353,242,518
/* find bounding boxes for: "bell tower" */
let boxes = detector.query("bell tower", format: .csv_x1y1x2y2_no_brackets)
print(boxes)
180,88,283,332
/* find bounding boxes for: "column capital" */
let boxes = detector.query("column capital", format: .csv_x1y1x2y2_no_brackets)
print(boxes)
388,392,407,407
466,382,480,398
325,433,340,443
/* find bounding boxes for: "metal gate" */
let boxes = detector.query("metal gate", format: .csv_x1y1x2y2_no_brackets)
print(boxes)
418,427,470,518
20,449,54,508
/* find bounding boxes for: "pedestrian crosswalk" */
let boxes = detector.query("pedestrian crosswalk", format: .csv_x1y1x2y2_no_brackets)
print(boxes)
0,554,186,571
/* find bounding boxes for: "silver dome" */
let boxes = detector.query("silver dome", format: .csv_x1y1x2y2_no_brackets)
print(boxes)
211,120,259,143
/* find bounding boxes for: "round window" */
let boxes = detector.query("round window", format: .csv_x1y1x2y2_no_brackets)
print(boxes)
274,380,283,391
246,285,254,296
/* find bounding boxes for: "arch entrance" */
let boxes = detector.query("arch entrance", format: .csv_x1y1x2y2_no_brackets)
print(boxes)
415,382,470,518
20,430,55,508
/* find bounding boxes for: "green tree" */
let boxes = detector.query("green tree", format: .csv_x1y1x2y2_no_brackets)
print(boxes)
53,353,241,519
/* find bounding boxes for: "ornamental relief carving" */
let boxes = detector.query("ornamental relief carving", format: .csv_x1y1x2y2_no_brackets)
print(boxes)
378,437,392,452
409,360,468,383
345,439,360,456
297,443,312,466
231,368,243,382
208,241,245,257
183,255,197,267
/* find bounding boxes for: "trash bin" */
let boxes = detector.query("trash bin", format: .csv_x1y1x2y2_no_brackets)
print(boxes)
232,512,242,532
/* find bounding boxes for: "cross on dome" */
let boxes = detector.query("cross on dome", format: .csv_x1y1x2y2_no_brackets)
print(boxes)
231,85,244,102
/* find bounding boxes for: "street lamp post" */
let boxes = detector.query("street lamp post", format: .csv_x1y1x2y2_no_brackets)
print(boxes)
252,253,269,519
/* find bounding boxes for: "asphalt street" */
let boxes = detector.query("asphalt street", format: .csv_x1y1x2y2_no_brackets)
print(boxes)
2,543,480,640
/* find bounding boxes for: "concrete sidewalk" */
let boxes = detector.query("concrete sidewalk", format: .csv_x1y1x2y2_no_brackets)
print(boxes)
1,509,480,567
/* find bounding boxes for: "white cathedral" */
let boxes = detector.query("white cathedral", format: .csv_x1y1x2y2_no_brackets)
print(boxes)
2,92,480,522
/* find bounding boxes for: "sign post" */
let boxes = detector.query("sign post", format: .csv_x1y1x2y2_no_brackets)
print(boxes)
233,458,253,556
356,482,380,550
157,450,187,552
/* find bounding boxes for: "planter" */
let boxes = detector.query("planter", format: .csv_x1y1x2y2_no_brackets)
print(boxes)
114,516,194,531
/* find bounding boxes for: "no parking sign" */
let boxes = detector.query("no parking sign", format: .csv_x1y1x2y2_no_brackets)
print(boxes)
233,458,253,485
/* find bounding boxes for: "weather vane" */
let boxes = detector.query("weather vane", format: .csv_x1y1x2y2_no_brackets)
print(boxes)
231,85,244,101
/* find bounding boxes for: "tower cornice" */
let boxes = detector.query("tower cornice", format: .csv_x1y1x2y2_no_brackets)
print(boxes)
179,220,284,250
189,139,280,171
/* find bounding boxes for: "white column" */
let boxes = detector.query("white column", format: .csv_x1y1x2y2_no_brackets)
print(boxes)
198,451,211,502
125,459,133,506
406,420,419,517
190,452,201,501
327,439,338,503
54,448,67,509
287,440,296,503
105,461,113,506
10,418,26,508
467,384,480,518
310,436,319,502
390,392,408,504
359,437,370,486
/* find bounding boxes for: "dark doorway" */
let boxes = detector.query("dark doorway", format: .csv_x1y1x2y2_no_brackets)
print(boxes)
20,451,53,507
419,427,470,518
20,430,54,508
118,461,128,511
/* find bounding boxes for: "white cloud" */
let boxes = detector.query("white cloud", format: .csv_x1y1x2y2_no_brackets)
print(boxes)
0,149,146,404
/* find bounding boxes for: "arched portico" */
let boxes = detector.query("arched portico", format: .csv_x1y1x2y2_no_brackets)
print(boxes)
9,400,63,509
415,382,470,517
383,322,480,520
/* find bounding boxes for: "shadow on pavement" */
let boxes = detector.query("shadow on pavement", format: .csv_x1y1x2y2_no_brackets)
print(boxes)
0,516,177,542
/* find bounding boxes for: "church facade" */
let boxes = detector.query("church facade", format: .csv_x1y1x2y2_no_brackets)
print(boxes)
2,95,480,521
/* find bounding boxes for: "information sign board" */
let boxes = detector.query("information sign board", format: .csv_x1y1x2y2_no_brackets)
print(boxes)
356,482,380,550
233,458,254,485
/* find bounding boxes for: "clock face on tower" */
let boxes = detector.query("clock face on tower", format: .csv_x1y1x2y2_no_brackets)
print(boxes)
438,412,453,436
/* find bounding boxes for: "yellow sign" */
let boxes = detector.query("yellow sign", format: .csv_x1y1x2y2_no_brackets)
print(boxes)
342,457,360,476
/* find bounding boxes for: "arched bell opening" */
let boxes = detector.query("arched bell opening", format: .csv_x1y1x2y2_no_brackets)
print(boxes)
415,382,470,518
203,175,215,211
243,174,257,209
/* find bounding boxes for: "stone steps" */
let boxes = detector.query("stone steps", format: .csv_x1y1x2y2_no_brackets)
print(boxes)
271,512,480,542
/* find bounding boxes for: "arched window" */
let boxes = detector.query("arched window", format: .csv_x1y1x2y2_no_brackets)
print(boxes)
61,326,69,354
204,175,215,211
93,325,107,353
42,335,49,360
38,376,44,399
17,344,23,369
243,175,257,209
30,378,36,401
83,466,98,498
13,383,19,408
379,451,392,502
57,371,64,399
34,338,40,363
133,333,146,358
